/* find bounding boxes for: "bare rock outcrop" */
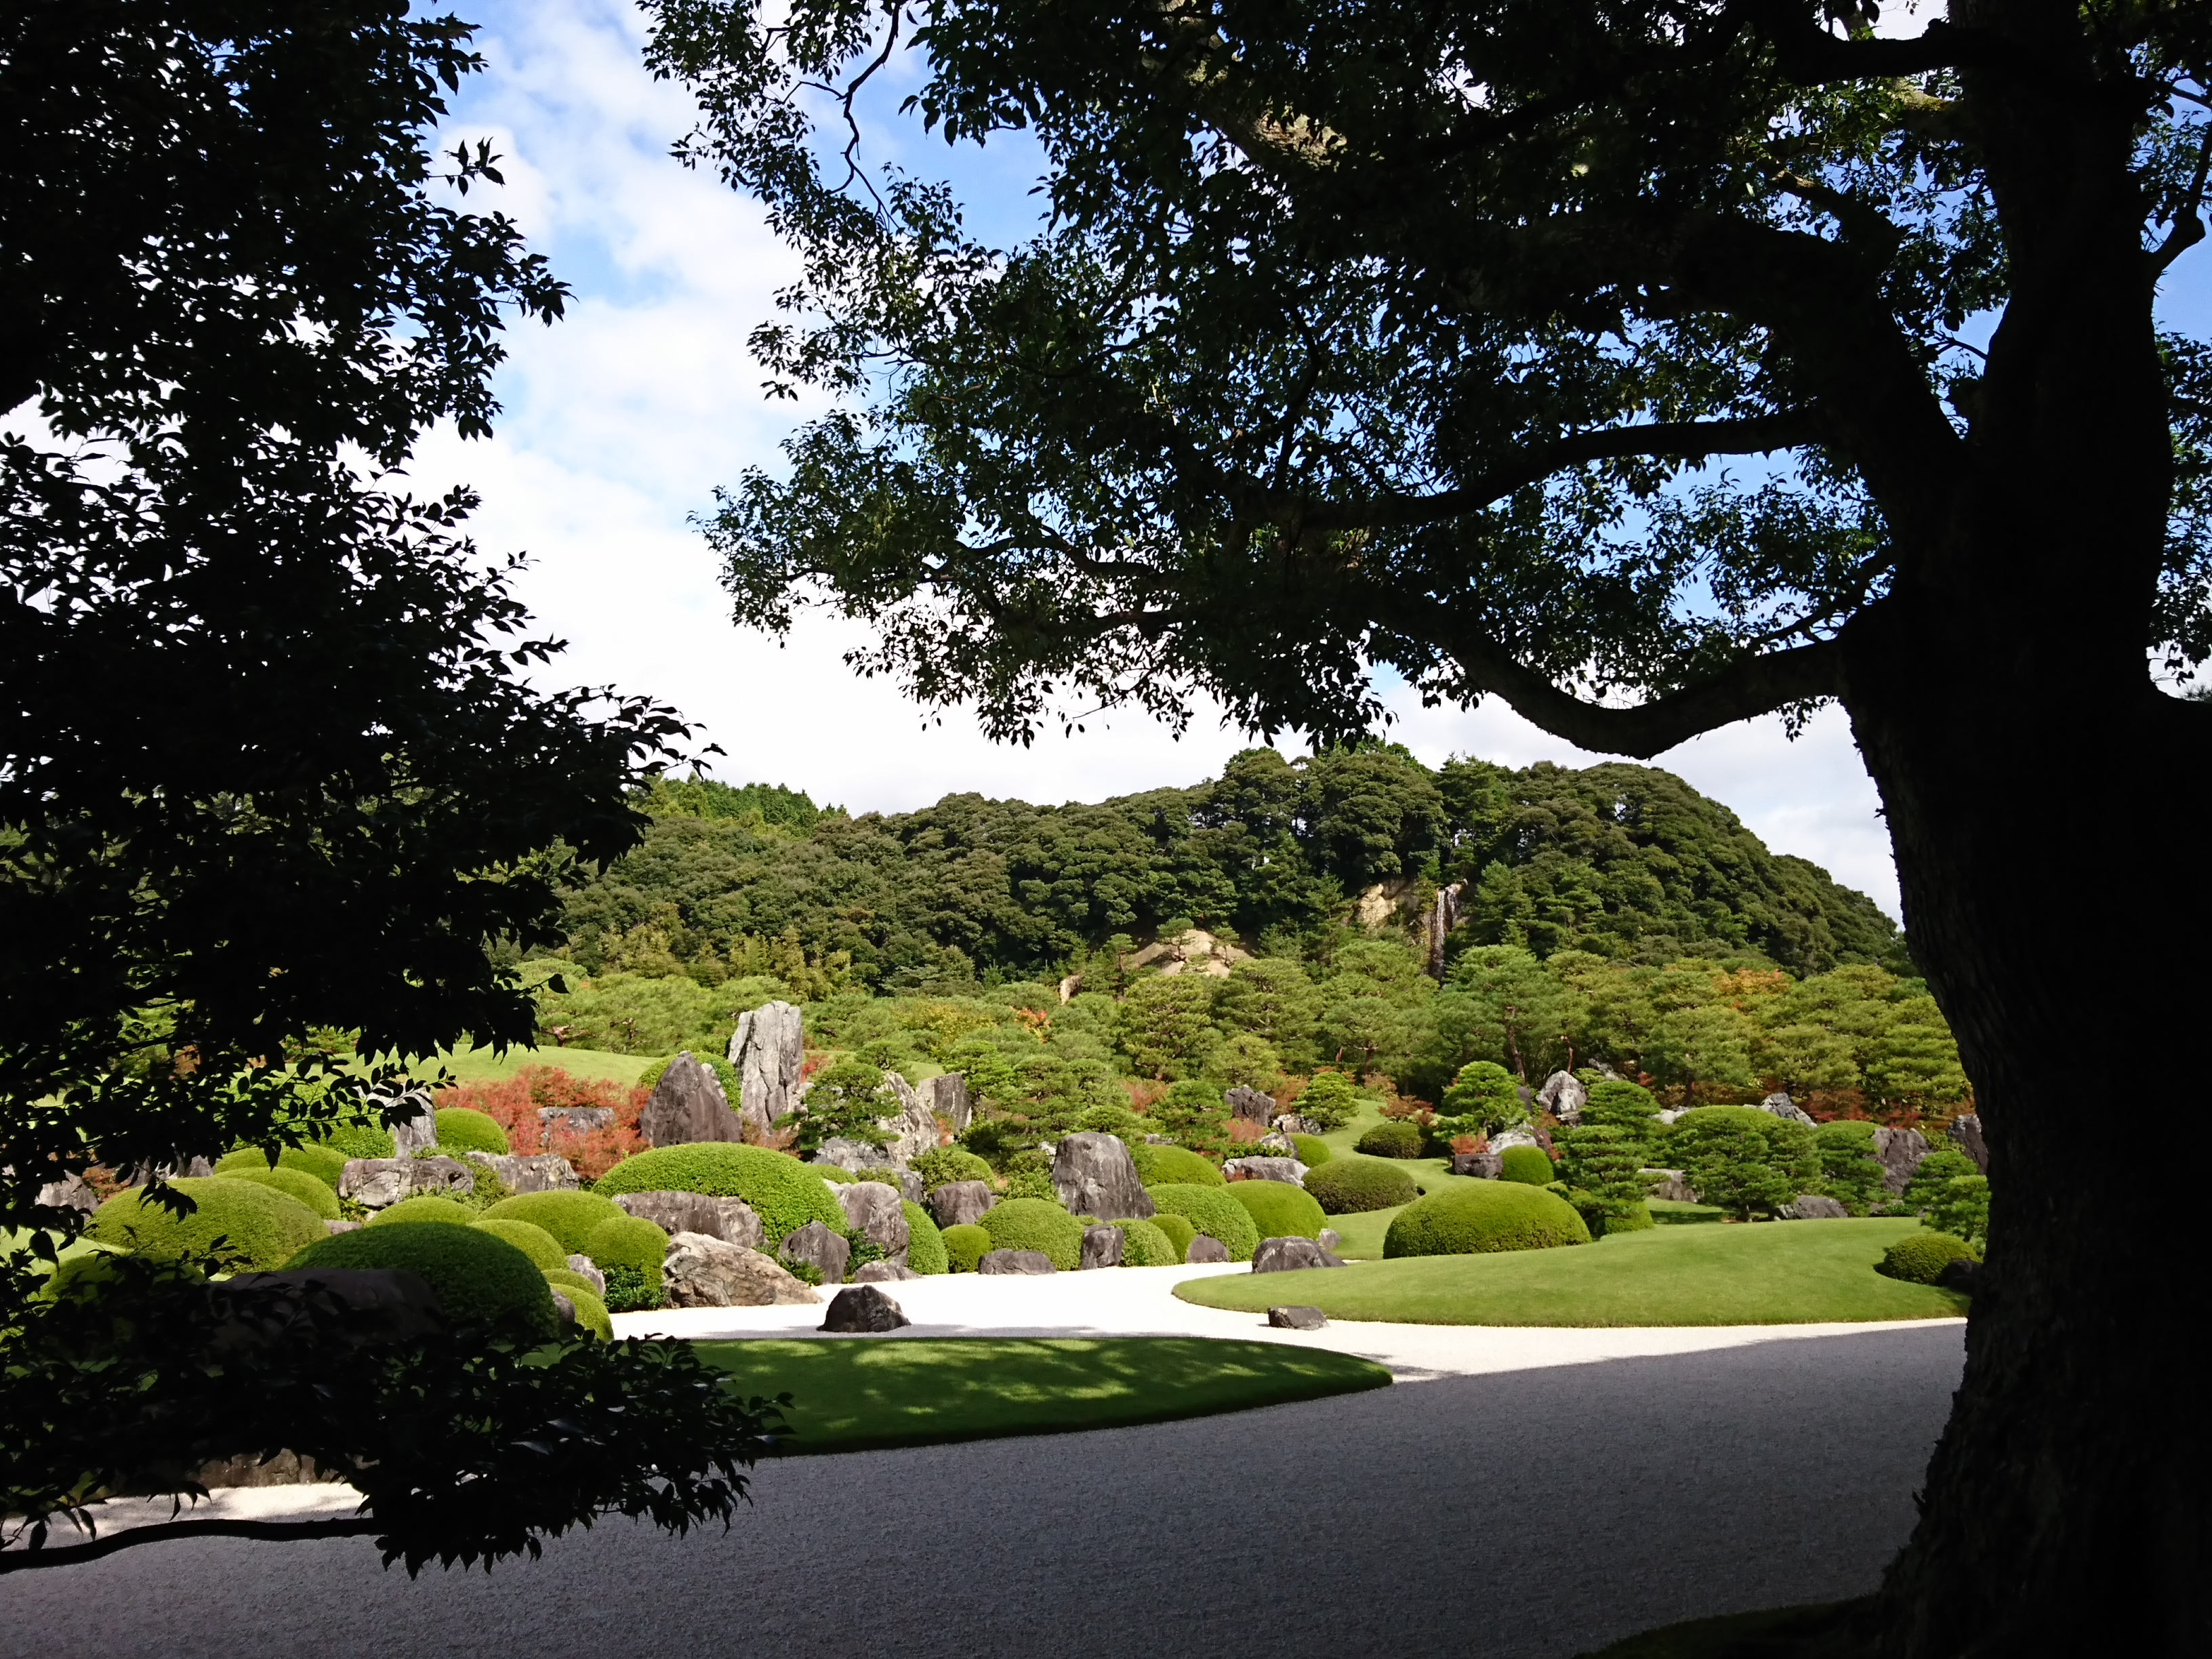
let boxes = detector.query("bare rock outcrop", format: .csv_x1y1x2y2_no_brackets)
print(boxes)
339,1155,475,1210
614,1189,762,1250
639,1052,745,1148
779,1218,850,1286
821,1284,909,1332
1872,1126,1931,1194
924,1072,972,1134
1537,1071,1589,1125
1225,1086,1277,1124
464,1150,580,1195
729,1001,805,1141
1051,1131,1155,1220
663,1233,819,1307
1949,1113,1988,1174
928,1180,997,1230
1223,1156,1306,1186
836,1181,912,1267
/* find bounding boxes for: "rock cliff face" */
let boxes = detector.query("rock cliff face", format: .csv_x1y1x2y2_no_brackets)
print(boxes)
729,1000,805,1140
638,1052,745,1147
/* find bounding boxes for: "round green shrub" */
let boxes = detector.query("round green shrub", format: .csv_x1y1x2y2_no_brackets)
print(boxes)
88,1177,327,1272
1225,1180,1328,1240
595,1144,846,1245
583,1213,669,1271
220,1164,342,1220
815,1164,856,1184
1304,1156,1419,1214
556,1283,613,1339
942,1223,991,1273
473,1218,567,1271
216,1143,350,1191
1877,1230,1980,1285
285,1222,556,1333
1602,1200,1656,1233
1817,1117,1881,1143
1291,1134,1332,1168
1130,1143,1225,1188
1111,1217,1179,1265
433,1107,511,1156
1383,1182,1592,1257
367,1195,475,1228
1355,1120,1426,1159
978,1197,1085,1269
323,1123,397,1161
1499,1144,1556,1185
479,1190,627,1253
637,1052,741,1102
1145,1185,1261,1262
913,1147,994,1191
1147,1211,1197,1262
903,1198,949,1275
544,1266,602,1297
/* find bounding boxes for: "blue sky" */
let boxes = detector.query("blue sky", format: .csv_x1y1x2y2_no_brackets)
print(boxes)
397,0,2212,921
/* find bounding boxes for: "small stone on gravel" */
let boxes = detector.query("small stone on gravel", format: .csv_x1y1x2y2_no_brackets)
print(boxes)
1267,1305,1327,1330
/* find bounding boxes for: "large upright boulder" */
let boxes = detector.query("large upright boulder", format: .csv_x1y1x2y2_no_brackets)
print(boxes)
1950,1113,1988,1174
369,1082,438,1156
1225,1085,1276,1124
924,1072,972,1134
614,1189,763,1250
836,1181,911,1267
729,1001,805,1141
1872,1126,1931,1194
1537,1071,1589,1124
878,1073,942,1166
928,1180,996,1230
1759,1091,1819,1128
639,1052,745,1148
1052,1132,1155,1221
1080,1225,1125,1269
779,1219,851,1286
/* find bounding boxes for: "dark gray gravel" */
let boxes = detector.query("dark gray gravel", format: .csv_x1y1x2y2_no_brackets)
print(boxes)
0,1325,1963,1659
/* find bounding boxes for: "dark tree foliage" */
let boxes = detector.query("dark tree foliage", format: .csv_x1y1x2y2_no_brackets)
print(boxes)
0,1,687,1223
564,749,1900,987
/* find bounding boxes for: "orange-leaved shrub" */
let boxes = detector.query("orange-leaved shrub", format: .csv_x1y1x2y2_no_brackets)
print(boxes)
434,1066,649,1181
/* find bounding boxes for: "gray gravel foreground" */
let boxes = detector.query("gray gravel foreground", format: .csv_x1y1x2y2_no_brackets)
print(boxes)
0,1324,1963,1659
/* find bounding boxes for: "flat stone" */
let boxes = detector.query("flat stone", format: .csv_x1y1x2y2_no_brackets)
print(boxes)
852,1261,920,1282
1080,1225,1125,1270
1451,1152,1502,1179
1224,1155,1307,1186
564,1254,607,1296
729,1001,804,1141
779,1218,851,1286
639,1052,745,1149
1252,1236,1345,1272
1948,1113,1988,1174
927,1179,998,1230
1267,1305,1327,1330
338,1155,474,1209
1778,1194,1849,1220
464,1150,580,1195
663,1233,819,1307
977,1249,1056,1275
614,1189,763,1250
1872,1126,1931,1194
1053,1132,1155,1220
1537,1070,1589,1125
837,1181,912,1267
1185,1235,1230,1265
1225,1086,1277,1124
820,1284,911,1332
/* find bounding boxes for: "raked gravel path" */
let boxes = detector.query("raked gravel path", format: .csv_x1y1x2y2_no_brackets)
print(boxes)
0,1268,1966,1659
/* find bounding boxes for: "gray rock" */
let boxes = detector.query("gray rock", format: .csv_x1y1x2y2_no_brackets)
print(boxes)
1267,1305,1328,1330
34,1172,98,1214
1270,1113,1319,1136
1252,1236,1345,1273
323,1219,362,1235
1080,1225,1125,1270
1222,1156,1307,1186
1052,1131,1155,1220
551,1290,578,1326
878,1073,943,1168
1645,1168,1698,1204
640,1052,746,1149
370,1084,438,1157
977,1249,1057,1275
1185,1235,1230,1265
537,1105,615,1138
779,1219,851,1286
192,1450,333,1490
663,1233,819,1307
1490,1129,1541,1154
1318,1229,1341,1252
1537,1070,1589,1125
1225,1085,1277,1124
852,1260,921,1283
820,1284,911,1332
1759,1091,1819,1128
811,1137,885,1172
1936,1257,1981,1294
406,1155,476,1196
1451,1151,1503,1179
464,1150,580,1195
922,1071,971,1134
564,1254,607,1296
1778,1194,1850,1220
1872,1126,1931,1194
338,1155,475,1209
927,1179,998,1230
729,1000,805,1141
222,1268,445,1342
837,1181,912,1267
1143,1133,1174,1145
613,1189,762,1250
1948,1113,1988,1174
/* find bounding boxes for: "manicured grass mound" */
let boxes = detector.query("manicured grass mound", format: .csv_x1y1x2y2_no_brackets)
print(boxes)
1383,1182,1591,1258
556,1283,613,1339
1131,1143,1225,1188
433,1107,511,1155
596,1145,846,1244
368,1195,474,1228
1145,1185,1261,1262
1111,1217,1179,1265
1499,1145,1556,1185
544,1266,603,1298
220,1165,342,1221
903,1199,949,1275
942,1223,990,1273
321,1124,397,1162
480,1190,626,1253
1225,1180,1328,1241
1305,1156,1419,1214
585,1213,670,1311
472,1218,567,1271
1355,1121,1425,1159
815,1164,856,1184
89,1178,327,1272
216,1144,350,1191
1877,1230,1980,1284
1179,1218,1970,1326
1147,1211,1196,1262
693,1337,1392,1452
1291,1134,1332,1168
914,1147,994,1191
285,1221,557,1333
979,1197,1085,1269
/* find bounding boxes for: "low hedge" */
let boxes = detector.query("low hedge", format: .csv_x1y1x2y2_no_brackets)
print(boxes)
1111,1216,1179,1266
216,1143,350,1191
1499,1145,1557,1185
88,1177,327,1272
220,1165,342,1221
433,1107,511,1156
1877,1230,1980,1285
557,1282,613,1339
285,1221,556,1334
473,1218,567,1271
1130,1143,1225,1188
903,1198,949,1275
1355,1121,1426,1160
1291,1134,1332,1168
1145,1185,1261,1262
1382,1182,1591,1257
594,1144,845,1245
479,1190,626,1254
1225,1180,1328,1241
979,1197,1085,1269
1304,1156,1418,1214
942,1223,991,1273
367,1195,474,1228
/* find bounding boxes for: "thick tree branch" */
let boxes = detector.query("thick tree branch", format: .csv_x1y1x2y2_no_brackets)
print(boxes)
0,1514,381,1572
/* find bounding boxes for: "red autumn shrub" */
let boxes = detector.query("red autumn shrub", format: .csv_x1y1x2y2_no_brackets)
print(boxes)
434,1066,649,1182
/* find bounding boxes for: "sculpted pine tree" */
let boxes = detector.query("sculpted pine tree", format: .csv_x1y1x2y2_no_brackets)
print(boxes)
649,0,2212,1645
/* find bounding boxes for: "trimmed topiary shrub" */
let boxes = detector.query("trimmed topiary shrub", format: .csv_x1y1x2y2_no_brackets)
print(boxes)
942,1223,991,1273
1877,1230,1980,1284
1130,1143,1225,1188
583,1214,669,1312
285,1222,556,1333
557,1283,613,1339
1499,1145,1556,1185
1355,1120,1427,1159
1813,1120,1889,1215
1304,1155,1418,1214
544,1266,602,1298
1111,1216,1179,1265
1225,1180,1328,1240
1382,1183,1592,1257
1291,1133,1332,1168
216,1143,351,1191
1926,1175,1989,1250
433,1107,511,1156
88,1177,326,1271
1664,1106,1820,1221
367,1195,475,1228
220,1164,342,1220
595,1144,846,1245
322,1123,397,1162
472,1218,567,1271
479,1190,627,1254
1147,1210,1196,1261
903,1198,949,1275
979,1197,1086,1269
913,1146,995,1191
815,1164,856,1184
1145,1185,1261,1262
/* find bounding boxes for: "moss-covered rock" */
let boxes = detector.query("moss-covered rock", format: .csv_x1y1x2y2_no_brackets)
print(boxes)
942,1223,991,1273
595,1145,846,1245
432,1107,511,1156
1145,1185,1261,1262
1224,1180,1328,1241
1303,1156,1419,1214
472,1218,567,1271
1130,1143,1225,1188
1147,1211,1197,1261
1382,1182,1591,1257
220,1164,342,1221
367,1195,475,1228
978,1197,1085,1269
287,1222,557,1332
903,1198,949,1275
88,1177,327,1272
1110,1216,1179,1265
479,1190,626,1254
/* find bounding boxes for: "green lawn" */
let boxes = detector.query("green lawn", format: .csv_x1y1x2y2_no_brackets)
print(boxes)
693,1336,1393,1453
1176,1218,1969,1326
413,1044,653,1086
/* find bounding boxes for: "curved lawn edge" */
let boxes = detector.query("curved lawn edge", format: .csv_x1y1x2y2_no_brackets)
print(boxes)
691,1336,1393,1454
1175,1218,1970,1327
